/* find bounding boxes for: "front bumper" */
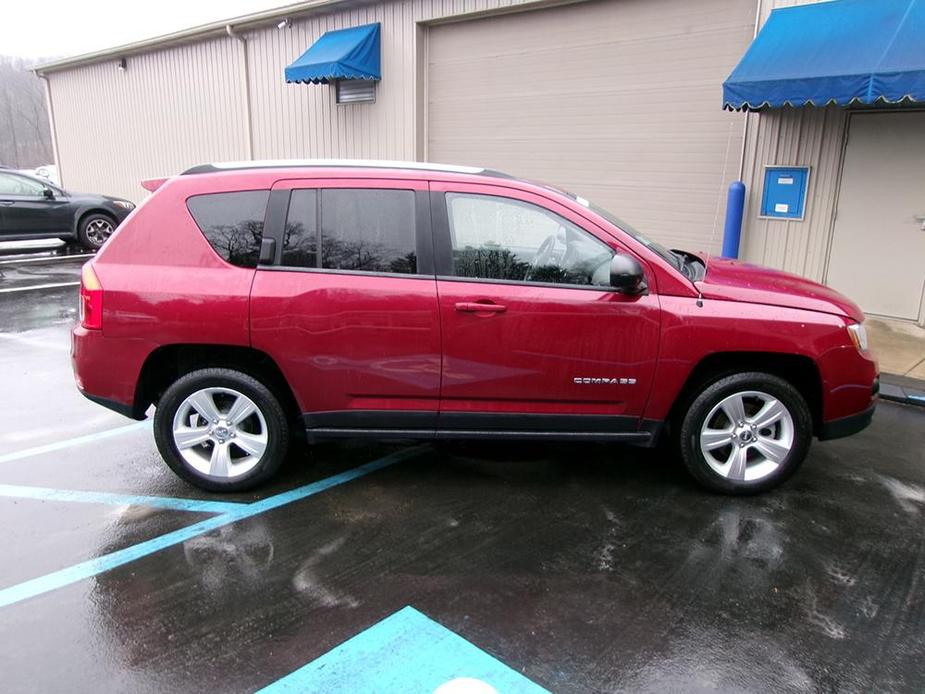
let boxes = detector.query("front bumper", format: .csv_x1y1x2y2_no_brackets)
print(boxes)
818,402,876,441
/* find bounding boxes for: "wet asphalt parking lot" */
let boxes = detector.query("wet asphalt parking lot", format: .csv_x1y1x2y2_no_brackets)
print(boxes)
0,244,923,693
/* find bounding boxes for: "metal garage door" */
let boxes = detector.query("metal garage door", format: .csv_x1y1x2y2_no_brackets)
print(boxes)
426,0,756,253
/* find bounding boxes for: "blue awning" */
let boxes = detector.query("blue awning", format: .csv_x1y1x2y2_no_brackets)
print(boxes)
285,23,380,84
723,0,925,110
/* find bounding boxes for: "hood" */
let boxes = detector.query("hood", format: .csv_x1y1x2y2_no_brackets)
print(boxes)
695,256,864,322
67,191,124,204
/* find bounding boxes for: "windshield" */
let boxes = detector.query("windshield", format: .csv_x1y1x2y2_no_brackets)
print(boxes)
548,186,680,269
585,201,679,268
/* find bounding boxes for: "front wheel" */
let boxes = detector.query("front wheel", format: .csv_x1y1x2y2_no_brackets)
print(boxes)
154,368,289,492
77,213,116,250
678,372,812,494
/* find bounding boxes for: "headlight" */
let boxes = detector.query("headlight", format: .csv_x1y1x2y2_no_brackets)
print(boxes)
847,322,869,353
113,200,135,210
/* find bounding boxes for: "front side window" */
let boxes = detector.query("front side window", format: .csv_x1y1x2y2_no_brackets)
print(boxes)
282,188,417,275
0,172,45,196
187,190,269,268
446,193,613,287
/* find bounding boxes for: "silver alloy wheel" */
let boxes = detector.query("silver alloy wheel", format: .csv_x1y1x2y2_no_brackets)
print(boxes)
171,387,269,479
85,218,114,246
699,390,794,482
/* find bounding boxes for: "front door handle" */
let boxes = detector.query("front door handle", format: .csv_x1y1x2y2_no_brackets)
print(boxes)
455,301,507,314
0,200,14,206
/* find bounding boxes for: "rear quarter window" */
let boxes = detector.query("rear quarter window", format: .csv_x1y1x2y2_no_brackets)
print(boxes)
186,190,269,268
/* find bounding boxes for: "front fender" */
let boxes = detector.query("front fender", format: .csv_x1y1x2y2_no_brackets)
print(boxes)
644,296,872,423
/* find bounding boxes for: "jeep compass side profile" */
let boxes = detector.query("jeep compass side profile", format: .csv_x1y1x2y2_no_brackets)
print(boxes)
72,161,878,494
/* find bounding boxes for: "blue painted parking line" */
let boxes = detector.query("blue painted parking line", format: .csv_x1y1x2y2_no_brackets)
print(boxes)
258,606,549,694
0,513,237,609
0,447,422,609
0,484,246,514
0,420,152,464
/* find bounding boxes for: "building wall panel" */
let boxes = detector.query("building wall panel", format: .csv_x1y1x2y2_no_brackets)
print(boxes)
243,0,537,163
425,0,757,253
46,0,543,201
47,0,753,229
48,38,249,202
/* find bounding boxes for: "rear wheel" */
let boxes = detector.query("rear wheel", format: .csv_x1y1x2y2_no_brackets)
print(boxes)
77,213,116,250
678,372,812,494
154,368,289,492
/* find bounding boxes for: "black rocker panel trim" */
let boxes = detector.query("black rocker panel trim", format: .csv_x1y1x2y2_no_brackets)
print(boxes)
303,410,663,445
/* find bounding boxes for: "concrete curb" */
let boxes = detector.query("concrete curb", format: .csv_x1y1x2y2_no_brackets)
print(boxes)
880,373,925,408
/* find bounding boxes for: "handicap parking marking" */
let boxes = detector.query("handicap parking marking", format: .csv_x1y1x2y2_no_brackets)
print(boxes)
258,606,550,694
0,447,423,609
0,483,246,514
0,420,152,464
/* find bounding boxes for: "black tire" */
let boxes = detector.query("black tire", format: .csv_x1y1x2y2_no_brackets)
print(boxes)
154,368,289,492
678,372,812,495
77,212,116,251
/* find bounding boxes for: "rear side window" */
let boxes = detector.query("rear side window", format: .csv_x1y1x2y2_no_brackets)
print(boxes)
282,188,417,274
187,190,269,268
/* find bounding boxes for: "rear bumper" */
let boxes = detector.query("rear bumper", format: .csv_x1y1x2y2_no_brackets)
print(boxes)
72,325,149,420
818,402,876,441
79,390,138,419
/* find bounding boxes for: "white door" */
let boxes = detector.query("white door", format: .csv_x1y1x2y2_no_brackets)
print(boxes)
426,0,756,254
827,112,925,321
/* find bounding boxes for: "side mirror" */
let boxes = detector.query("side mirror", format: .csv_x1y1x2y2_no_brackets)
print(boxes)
610,254,646,295
42,187,55,200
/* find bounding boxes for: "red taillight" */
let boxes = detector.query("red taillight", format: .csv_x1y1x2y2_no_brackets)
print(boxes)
79,263,103,330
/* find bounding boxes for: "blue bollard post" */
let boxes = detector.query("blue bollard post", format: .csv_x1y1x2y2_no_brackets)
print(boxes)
721,181,746,259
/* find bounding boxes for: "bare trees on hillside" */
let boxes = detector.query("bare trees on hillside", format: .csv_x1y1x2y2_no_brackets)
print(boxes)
0,56,52,168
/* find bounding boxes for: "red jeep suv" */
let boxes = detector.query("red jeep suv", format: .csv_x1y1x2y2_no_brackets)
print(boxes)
72,161,878,494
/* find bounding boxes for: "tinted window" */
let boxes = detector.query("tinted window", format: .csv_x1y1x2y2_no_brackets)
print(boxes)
187,190,269,268
446,193,613,287
281,189,318,268
282,188,417,274
0,172,45,196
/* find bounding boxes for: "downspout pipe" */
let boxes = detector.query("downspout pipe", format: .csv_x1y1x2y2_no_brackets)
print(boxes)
37,74,63,186
226,24,254,160
736,0,763,182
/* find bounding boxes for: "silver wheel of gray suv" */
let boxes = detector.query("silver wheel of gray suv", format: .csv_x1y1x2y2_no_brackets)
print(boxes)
78,213,116,250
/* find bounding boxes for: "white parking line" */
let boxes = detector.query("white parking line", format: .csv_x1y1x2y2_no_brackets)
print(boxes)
0,420,151,464
0,332,70,352
0,254,93,266
0,281,80,294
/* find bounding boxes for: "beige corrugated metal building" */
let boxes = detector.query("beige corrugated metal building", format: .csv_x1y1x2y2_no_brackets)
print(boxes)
35,0,925,325
37,0,756,256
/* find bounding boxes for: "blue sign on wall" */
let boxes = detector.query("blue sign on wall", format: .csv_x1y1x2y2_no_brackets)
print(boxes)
760,166,809,220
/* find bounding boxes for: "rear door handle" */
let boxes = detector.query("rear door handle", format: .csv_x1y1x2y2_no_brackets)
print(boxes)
455,301,507,314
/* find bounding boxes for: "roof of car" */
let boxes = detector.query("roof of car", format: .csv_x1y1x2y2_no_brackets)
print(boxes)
181,159,514,179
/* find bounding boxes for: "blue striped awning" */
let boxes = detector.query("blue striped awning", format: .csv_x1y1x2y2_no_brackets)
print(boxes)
723,0,925,110
285,23,380,84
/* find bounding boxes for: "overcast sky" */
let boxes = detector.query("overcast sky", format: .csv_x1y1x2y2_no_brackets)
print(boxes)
2,0,291,60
